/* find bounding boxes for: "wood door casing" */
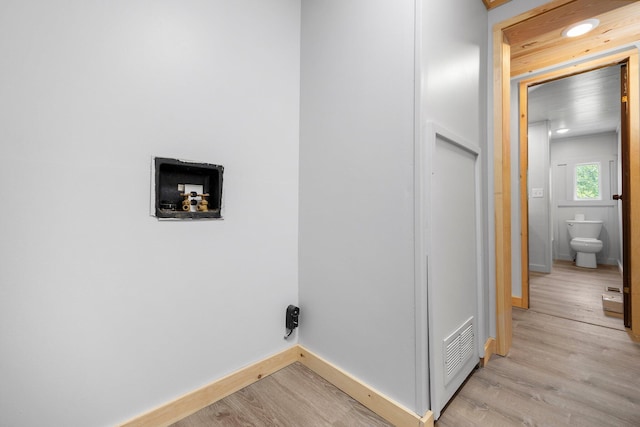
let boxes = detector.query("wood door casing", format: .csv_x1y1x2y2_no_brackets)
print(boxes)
517,58,629,318
494,0,640,355
620,63,632,328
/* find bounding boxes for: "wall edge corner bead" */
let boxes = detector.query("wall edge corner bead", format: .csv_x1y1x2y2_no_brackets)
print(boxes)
152,156,224,221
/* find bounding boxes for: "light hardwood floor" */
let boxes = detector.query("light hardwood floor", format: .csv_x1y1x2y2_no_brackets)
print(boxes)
174,262,638,427
529,260,624,330
436,308,640,426
437,261,639,426
171,362,392,427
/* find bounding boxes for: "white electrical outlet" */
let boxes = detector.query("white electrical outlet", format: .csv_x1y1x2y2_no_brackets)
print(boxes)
531,188,544,198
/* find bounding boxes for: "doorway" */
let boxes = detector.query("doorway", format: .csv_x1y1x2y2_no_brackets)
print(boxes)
492,0,640,356
520,64,626,332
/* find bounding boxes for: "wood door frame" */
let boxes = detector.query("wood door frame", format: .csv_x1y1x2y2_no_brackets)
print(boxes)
518,81,530,310
493,3,640,356
517,53,636,315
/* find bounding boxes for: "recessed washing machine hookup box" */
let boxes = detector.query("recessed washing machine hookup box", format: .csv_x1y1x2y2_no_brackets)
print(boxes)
152,157,224,220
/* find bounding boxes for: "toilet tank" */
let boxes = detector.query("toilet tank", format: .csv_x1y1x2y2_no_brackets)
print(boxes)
566,220,603,239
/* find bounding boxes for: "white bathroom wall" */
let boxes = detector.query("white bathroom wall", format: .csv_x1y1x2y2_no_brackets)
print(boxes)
0,2,300,426
551,132,620,265
528,121,552,273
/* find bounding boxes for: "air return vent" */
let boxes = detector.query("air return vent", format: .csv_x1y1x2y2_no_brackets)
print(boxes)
443,317,474,384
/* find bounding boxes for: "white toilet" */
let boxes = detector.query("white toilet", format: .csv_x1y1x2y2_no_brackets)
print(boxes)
566,216,603,269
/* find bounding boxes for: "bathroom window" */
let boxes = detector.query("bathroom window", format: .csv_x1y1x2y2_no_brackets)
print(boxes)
574,162,601,201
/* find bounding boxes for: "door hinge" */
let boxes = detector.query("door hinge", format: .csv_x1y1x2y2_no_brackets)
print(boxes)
622,95,628,103
624,287,630,294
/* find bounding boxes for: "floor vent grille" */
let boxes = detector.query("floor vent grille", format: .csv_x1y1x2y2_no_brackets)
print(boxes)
444,317,474,384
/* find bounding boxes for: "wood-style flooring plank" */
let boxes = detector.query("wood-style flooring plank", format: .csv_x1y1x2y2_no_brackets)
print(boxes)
437,308,640,427
171,362,393,427
173,262,637,427
529,261,624,330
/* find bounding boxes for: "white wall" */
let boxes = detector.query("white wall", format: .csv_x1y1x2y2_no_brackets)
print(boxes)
299,0,487,415
0,1,300,426
298,0,418,410
420,0,488,416
528,121,552,273
551,132,620,265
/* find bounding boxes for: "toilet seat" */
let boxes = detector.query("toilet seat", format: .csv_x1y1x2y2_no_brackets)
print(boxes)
570,238,603,252
571,237,600,243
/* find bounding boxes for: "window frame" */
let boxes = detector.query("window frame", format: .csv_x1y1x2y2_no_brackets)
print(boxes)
573,161,602,201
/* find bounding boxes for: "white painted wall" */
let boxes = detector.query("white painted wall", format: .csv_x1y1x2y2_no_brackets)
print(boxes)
420,0,488,416
299,0,487,415
0,2,300,426
528,121,552,273
298,0,418,410
421,1,487,142
551,132,620,265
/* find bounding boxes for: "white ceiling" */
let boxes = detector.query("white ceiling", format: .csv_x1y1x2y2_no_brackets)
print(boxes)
527,64,621,141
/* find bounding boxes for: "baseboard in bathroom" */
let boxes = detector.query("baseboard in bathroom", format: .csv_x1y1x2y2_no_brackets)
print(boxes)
528,264,550,273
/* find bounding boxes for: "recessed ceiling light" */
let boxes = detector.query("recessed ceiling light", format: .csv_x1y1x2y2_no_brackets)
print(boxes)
556,128,570,134
562,19,599,38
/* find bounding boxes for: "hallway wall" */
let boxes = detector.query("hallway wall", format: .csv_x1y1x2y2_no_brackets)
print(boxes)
528,121,552,273
298,0,418,410
0,2,301,425
299,0,487,414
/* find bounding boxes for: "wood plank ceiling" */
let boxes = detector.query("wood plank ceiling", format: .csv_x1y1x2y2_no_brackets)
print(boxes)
482,0,513,10
500,0,640,140
527,64,621,139
503,0,640,77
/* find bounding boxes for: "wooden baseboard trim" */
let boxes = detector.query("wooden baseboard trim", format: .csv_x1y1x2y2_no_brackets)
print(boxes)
481,337,497,367
119,346,299,427
119,344,434,427
511,296,523,308
296,346,433,427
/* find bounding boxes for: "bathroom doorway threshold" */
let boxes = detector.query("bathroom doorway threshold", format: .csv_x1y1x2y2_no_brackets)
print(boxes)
528,261,624,331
